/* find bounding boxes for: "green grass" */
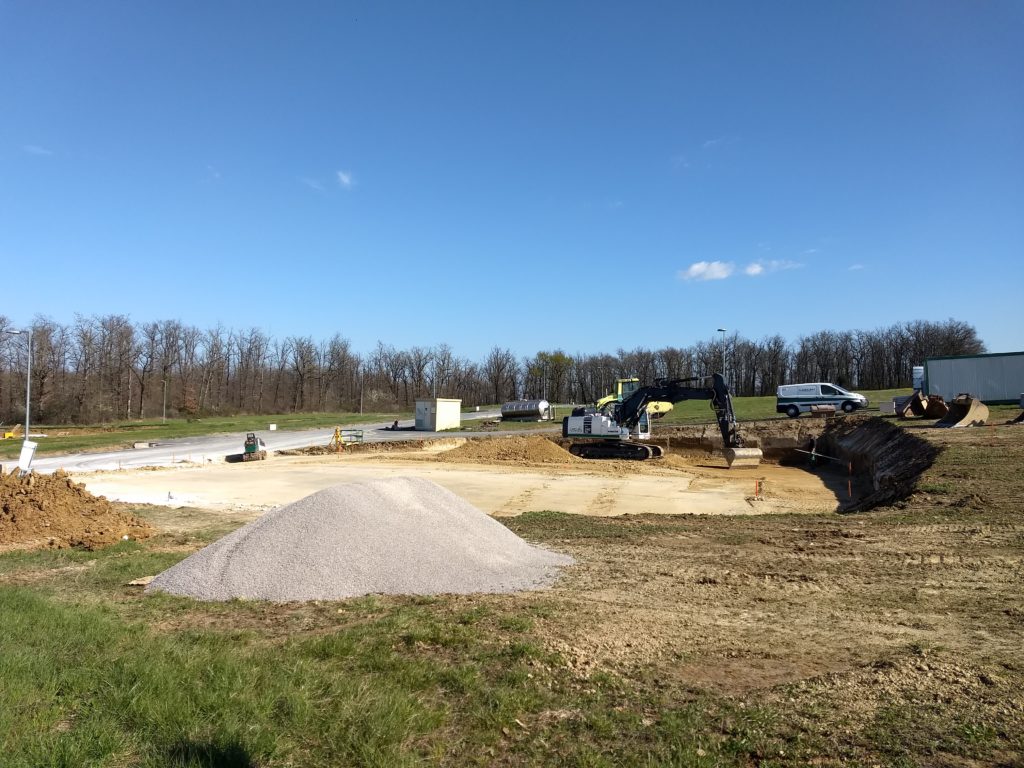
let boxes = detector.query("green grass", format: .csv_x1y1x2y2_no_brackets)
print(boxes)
0,411,402,459
652,387,913,425
0,564,786,767
13,389,1016,459
3,494,1022,766
455,406,577,432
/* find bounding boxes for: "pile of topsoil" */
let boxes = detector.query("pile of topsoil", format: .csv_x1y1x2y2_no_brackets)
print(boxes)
438,436,583,465
0,470,153,550
147,476,573,602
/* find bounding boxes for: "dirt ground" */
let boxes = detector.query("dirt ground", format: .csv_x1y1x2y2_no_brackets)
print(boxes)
73,435,844,522
5,425,1022,764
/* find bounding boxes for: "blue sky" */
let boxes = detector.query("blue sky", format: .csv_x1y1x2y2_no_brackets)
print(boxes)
2,1,1021,359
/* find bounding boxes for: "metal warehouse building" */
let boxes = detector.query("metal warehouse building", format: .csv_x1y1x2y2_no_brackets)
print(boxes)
925,352,1024,404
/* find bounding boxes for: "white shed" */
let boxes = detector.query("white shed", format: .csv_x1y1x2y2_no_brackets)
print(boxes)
925,352,1024,404
414,398,462,431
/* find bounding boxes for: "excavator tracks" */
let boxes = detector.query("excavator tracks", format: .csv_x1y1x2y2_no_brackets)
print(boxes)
568,441,664,460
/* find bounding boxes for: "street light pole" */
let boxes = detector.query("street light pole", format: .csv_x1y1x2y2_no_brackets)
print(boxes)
23,330,31,441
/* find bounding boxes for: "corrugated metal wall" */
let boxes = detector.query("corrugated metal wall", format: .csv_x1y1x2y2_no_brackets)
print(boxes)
925,354,1024,403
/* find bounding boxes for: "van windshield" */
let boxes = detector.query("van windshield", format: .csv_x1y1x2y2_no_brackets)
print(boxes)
821,385,839,395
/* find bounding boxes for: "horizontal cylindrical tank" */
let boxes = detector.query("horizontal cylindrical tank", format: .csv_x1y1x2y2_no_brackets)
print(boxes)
501,399,552,420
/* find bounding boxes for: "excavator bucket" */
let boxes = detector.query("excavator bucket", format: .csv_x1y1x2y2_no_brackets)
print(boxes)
725,447,763,468
923,395,949,419
934,394,989,428
896,391,928,418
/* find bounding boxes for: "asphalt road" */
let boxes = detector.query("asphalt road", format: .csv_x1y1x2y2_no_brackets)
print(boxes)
19,411,507,474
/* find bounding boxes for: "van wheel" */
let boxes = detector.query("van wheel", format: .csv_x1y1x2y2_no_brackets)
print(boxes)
842,401,855,413
786,405,800,418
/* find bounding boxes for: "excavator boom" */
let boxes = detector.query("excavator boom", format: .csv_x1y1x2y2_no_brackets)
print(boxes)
563,373,762,467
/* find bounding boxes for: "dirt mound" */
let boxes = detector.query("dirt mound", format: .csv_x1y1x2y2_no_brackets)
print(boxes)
439,436,583,465
0,470,153,551
278,439,462,457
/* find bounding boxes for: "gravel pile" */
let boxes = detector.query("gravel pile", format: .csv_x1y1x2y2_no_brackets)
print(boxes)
146,476,573,602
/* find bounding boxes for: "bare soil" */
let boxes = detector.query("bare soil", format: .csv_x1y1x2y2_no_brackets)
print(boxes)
436,435,585,465
5,418,1023,764
75,435,843,519
490,423,1024,764
0,470,153,551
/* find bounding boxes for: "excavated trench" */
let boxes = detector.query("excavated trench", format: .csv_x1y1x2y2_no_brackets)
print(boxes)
649,417,941,511
816,417,941,512
559,417,940,512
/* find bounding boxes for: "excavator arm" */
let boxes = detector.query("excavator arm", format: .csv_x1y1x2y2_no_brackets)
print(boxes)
592,373,762,467
614,373,747,450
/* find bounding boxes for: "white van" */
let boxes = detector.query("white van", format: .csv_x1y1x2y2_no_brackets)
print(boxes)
776,383,868,418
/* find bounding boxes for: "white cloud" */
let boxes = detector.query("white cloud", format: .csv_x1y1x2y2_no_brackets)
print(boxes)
744,259,802,276
300,177,325,192
607,200,624,209
702,135,738,150
803,248,819,255
23,144,53,156
679,261,735,281
337,170,354,189
848,263,864,271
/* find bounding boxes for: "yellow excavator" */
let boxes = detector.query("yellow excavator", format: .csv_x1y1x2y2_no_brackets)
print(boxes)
1,424,22,440
596,378,674,419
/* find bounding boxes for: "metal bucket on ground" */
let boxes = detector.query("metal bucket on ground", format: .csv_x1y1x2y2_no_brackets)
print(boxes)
923,395,949,419
934,394,989,428
896,391,927,418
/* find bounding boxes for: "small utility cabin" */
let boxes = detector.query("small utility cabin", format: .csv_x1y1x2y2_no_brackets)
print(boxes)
414,398,462,431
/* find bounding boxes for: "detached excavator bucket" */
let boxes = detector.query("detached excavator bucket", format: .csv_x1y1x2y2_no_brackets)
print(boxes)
725,447,763,468
896,391,928,418
923,395,949,419
934,394,989,428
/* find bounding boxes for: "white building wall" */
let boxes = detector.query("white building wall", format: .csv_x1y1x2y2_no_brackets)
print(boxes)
414,398,462,431
925,353,1024,403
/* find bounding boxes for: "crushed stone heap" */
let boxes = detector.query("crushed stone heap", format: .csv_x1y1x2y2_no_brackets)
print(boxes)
147,476,573,602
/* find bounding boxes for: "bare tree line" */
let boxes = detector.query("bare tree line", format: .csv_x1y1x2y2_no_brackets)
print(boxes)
0,315,983,425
